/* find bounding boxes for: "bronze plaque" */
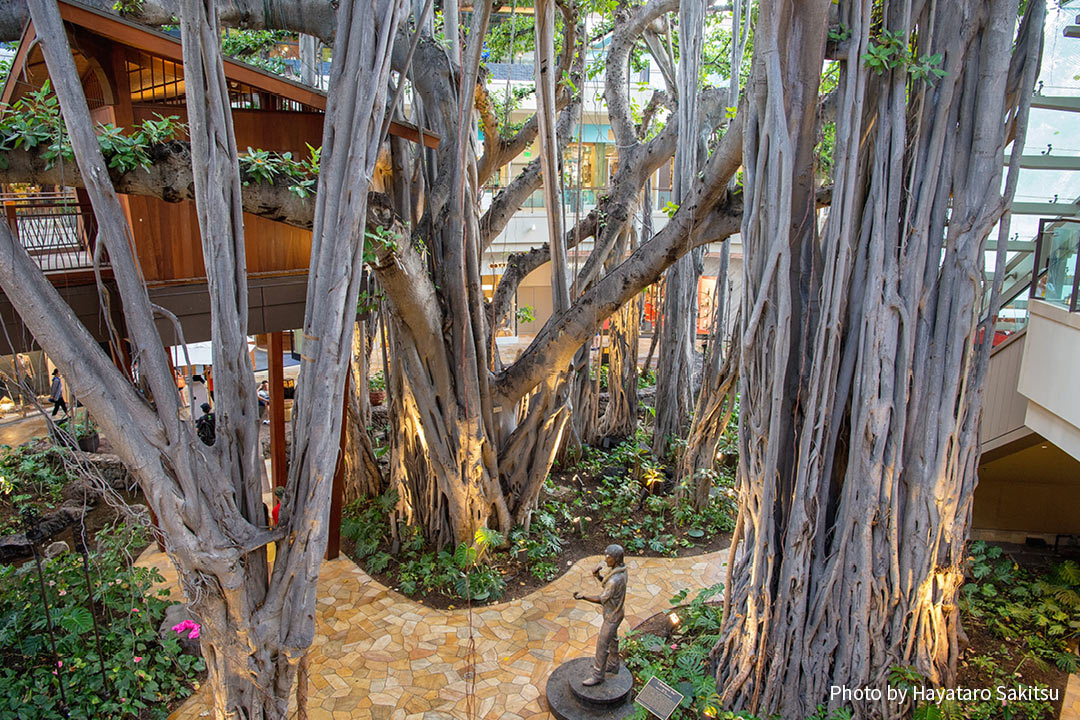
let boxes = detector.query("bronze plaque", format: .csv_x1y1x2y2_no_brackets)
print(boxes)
634,676,684,720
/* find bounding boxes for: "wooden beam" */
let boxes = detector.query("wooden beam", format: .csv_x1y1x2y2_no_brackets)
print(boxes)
269,331,287,489
0,19,36,107
388,119,441,150
57,2,328,110
325,373,348,561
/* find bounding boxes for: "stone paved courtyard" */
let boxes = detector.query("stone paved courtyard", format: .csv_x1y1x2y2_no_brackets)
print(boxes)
138,544,1080,720
139,545,730,720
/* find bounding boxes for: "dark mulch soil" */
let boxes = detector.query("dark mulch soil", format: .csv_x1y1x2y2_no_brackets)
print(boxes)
956,625,1068,719
342,467,732,611
954,545,1079,719
0,433,152,567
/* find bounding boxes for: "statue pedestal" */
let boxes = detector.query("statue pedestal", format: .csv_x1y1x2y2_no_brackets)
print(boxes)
545,657,635,720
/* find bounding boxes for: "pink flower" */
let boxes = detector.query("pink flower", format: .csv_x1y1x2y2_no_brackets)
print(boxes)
57,661,63,668
172,619,201,640
58,590,66,596
134,656,142,663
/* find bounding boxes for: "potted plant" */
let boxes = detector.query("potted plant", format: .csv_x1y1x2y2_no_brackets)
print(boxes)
52,414,100,453
53,414,100,452
76,420,100,453
368,371,386,407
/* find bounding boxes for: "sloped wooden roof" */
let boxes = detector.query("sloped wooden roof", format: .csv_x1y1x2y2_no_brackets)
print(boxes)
1,0,438,148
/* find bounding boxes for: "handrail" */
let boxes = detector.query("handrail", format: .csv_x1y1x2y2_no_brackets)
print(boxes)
1029,217,1080,314
2,195,105,274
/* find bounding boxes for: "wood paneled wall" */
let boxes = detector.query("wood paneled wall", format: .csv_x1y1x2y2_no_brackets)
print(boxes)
126,107,321,283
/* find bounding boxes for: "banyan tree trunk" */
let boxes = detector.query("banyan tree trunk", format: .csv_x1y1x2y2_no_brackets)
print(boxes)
372,0,585,546
675,317,737,510
713,1,1043,718
653,0,706,457
343,319,383,505
597,228,640,440
562,342,600,455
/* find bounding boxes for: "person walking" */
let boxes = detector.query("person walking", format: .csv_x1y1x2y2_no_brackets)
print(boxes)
49,369,68,418
195,402,216,446
258,380,271,424
175,368,189,407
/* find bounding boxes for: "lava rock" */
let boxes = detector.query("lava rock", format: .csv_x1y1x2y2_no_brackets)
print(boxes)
44,540,71,558
60,476,102,504
0,533,32,562
81,453,133,490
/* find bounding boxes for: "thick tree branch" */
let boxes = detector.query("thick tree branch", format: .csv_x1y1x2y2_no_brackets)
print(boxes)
488,209,598,327
475,0,579,185
606,0,679,147
488,87,726,328
0,0,337,44
365,195,443,352
0,143,316,229
479,94,580,249
494,113,744,405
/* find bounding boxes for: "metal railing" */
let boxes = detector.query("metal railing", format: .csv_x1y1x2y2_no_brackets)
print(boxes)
2,193,102,274
479,185,675,214
986,217,1079,345
1030,217,1079,313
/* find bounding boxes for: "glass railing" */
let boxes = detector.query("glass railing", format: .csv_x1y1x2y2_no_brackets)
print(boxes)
985,217,1080,344
1030,217,1079,312
480,185,674,214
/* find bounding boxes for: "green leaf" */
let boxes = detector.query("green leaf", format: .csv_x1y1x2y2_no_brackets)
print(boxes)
59,606,94,634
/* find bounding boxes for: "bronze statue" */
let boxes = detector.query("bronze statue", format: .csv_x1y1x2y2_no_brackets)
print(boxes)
573,544,627,686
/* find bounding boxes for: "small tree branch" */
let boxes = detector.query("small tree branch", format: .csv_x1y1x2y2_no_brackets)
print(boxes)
606,0,679,147
475,0,580,185
479,93,581,249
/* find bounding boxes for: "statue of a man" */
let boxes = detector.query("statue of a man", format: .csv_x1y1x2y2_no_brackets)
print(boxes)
573,544,627,686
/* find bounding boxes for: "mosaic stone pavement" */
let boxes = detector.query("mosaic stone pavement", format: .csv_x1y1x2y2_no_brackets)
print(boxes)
139,544,730,720
1064,669,1080,720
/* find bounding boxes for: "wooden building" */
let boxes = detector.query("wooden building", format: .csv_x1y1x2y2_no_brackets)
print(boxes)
0,1,436,557
1,0,434,347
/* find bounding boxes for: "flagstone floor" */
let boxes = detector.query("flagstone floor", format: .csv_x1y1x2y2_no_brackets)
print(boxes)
140,543,730,720
1064,669,1080,720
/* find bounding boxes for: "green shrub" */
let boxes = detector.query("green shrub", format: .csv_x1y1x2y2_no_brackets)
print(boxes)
343,492,506,602
963,542,1080,672
0,523,204,719
623,584,726,719
560,427,735,556
0,444,70,533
